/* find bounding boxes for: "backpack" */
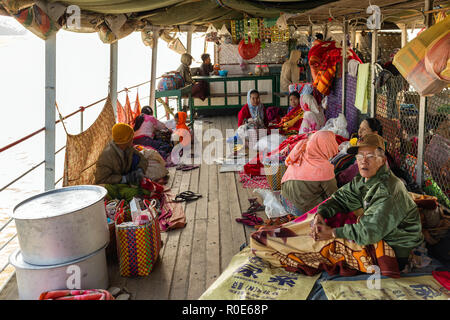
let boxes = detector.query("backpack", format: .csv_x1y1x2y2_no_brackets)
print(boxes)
157,72,185,91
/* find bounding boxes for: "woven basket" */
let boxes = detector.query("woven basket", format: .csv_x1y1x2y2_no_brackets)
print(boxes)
263,162,287,191
115,199,161,277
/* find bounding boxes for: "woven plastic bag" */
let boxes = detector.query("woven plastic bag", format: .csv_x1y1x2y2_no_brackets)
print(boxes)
218,24,232,44
115,199,161,277
205,24,218,42
393,15,450,96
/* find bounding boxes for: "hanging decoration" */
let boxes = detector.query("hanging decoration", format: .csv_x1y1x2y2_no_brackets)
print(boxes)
249,17,258,44
238,38,261,60
218,24,232,44
243,17,249,44
230,20,237,43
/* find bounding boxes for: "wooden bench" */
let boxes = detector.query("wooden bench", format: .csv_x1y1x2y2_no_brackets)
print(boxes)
209,91,269,98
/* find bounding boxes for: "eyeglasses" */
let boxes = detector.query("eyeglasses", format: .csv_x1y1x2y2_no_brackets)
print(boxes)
355,153,378,161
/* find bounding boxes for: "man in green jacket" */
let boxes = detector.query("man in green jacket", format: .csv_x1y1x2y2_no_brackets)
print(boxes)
312,133,424,270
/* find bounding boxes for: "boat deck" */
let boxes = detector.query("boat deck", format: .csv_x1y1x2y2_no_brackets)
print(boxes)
0,115,263,300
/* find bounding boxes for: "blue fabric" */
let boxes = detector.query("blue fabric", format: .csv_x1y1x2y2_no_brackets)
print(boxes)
300,83,314,96
131,153,140,171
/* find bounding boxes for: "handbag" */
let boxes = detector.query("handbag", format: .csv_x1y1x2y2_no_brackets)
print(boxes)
157,72,185,91
158,193,186,231
115,199,161,277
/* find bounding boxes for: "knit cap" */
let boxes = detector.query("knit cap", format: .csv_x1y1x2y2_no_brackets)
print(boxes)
112,123,134,144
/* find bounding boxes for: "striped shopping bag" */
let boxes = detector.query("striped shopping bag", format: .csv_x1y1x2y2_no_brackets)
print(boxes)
115,199,161,277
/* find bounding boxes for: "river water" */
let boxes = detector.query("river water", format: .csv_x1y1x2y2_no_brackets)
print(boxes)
0,15,212,291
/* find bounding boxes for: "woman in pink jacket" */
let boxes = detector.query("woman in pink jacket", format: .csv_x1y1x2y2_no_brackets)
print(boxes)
281,130,339,213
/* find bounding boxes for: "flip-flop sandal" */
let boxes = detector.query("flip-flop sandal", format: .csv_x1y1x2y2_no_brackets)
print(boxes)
179,191,202,198
173,192,201,202
235,218,256,226
181,165,200,171
242,213,264,224
176,164,187,170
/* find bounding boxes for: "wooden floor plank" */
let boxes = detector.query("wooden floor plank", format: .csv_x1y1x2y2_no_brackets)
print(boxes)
217,117,235,272
186,121,211,299
222,116,247,254
169,162,200,299
205,119,221,289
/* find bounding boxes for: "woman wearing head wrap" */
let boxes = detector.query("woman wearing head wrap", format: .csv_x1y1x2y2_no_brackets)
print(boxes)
133,106,172,160
94,123,154,201
280,50,301,92
298,94,326,134
172,111,191,147
177,53,194,85
237,89,267,128
281,130,339,213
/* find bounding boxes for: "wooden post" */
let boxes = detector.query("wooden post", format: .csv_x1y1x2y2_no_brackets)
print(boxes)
416,0,433,186
186,25,193,55
370,29,378,117
109,41,118,120
44,34,56,191
341,18,348,115
350,27,356,49
150,27,159,113
398,23,408,47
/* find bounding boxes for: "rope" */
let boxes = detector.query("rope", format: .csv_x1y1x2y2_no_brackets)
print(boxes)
55,102,69,136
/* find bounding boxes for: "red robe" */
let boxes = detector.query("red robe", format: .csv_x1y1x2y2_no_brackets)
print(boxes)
238,104,268,127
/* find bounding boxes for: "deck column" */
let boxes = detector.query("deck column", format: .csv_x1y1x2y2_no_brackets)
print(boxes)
109,41,118,120
350,27,356,49
399,23,408,47
150,27,159,113
416,0,433,186
370,29,378,117
44,34,56,191
341,18,348,115
186,25,193,55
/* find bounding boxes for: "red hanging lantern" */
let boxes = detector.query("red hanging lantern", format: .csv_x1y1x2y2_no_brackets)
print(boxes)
238,39,261,60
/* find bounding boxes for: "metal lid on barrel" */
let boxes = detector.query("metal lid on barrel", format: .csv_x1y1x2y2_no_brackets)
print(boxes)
11,185,109,266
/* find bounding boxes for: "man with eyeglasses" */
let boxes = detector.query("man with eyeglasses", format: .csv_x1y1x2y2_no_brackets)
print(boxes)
311,134,424,271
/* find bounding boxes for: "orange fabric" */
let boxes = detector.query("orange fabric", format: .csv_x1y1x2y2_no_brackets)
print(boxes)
117,99,127,123
282,130,338,182
124,92,134,125
313,65,337,96
176,111,189,131
175,111,190,146
133,91,142,120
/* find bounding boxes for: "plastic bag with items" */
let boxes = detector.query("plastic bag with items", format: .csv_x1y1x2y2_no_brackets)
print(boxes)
253,133,286,154
320,113,349,138
254,189,288,219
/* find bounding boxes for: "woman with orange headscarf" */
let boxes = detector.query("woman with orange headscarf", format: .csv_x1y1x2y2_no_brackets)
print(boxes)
281,130,339,213
172,111,191,147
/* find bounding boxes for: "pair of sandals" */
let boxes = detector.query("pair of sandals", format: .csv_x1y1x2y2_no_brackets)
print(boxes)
173,191,202,203
235,198,265,227
176,164,200,171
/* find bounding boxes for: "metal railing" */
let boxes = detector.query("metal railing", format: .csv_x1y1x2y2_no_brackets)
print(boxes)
0,81,154,292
